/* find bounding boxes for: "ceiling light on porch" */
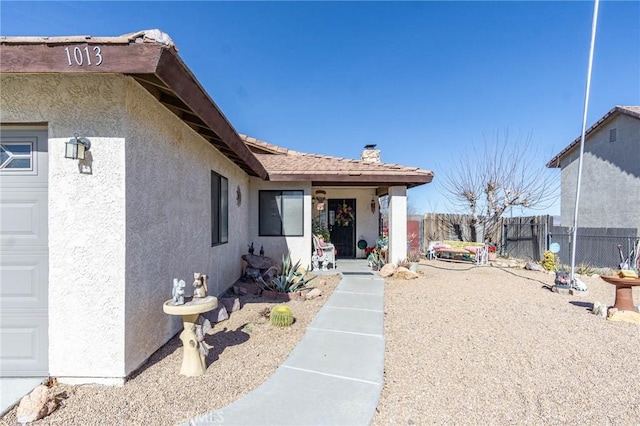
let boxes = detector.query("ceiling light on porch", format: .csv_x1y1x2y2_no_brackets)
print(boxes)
65,134,91,160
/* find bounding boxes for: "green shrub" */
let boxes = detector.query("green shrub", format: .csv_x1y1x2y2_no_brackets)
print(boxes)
266,252,316,293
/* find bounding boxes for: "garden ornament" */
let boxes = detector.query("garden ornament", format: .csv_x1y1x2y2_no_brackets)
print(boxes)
172,278,186,305
193,273,208,298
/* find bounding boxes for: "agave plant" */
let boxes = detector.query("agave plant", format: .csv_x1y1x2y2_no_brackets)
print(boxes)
268,252,316,293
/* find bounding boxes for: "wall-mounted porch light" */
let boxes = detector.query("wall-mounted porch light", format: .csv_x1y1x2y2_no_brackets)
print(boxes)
371,197,376,213
65,134,91,160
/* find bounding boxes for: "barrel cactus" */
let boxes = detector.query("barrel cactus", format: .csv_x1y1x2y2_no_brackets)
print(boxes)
270,305,294,327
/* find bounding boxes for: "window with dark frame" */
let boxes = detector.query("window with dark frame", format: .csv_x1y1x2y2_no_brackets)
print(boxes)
211,171,229,246
259,190,304,236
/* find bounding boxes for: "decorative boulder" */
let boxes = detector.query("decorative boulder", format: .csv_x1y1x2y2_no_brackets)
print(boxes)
394,266,419,280
16,385,57,424
379,263,397,278
242,254,276,270
524,262,545,272
305,288,323,300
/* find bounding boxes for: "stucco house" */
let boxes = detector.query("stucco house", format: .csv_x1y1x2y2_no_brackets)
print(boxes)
546,105,640,232
0,30,433,386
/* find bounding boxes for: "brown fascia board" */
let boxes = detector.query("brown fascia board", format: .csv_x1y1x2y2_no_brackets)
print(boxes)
0,41,269,179
153,49,268,179
269,173,434,187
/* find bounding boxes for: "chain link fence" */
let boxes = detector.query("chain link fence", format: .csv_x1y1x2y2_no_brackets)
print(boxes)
548,227,638,270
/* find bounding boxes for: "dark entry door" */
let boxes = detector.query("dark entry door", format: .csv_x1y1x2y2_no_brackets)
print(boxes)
328,199,356,258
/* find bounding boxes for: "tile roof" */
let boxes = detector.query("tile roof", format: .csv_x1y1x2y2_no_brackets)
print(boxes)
239,135,434,188
547,106,640,168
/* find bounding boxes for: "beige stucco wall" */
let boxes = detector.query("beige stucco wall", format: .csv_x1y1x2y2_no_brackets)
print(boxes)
248,178,312,267
0,73,253,383
123,79,251,375
1,74,128,381
560,114,640,231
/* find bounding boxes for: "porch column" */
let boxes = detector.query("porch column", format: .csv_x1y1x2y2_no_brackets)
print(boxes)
388,185,407,264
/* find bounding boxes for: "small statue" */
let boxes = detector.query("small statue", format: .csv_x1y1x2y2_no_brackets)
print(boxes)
193,272,208,298
259,245,265,256
194,316,212,357
172,278,186,305
248,242,255,255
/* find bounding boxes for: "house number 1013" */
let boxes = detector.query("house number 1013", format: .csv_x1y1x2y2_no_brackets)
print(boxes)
64,46,103,66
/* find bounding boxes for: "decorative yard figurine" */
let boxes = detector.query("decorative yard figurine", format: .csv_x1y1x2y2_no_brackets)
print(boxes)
248,242,254,255
259,245,265,256
172,278,186,305
192,273,208,298
194,316,212,357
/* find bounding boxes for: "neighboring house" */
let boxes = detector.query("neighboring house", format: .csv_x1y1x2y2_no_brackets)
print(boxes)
0,30,433,385
546,106,640,232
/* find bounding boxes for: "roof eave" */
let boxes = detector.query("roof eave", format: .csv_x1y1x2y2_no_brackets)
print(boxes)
268,173,434,188
545,105,640,169
0,40,269,179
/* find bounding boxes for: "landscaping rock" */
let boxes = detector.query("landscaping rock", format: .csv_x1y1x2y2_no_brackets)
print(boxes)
242,254,275,270
379,263,397,278
16,385,57,424
305,288,322,300
233,285,248,296
203,305,229,323
220,297,241,313
394,266,419,280
524,262,545,271
592,301,608,318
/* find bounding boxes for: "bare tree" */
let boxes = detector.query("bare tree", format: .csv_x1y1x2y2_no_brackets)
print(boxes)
440,129,558,242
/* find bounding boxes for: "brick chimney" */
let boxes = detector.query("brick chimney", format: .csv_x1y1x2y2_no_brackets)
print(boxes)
361,144,380,163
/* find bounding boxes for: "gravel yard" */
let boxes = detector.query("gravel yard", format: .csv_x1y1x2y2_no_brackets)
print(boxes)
2,262,639,425
373,261,640,425
0,275,341,426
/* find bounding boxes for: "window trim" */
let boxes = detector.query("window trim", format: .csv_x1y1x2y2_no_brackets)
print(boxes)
211,171,229,246
258,190,304,237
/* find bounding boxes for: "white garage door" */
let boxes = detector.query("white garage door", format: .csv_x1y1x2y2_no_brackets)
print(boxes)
0,128,48,377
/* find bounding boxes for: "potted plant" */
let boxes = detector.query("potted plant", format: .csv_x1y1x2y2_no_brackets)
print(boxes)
487,244,497,261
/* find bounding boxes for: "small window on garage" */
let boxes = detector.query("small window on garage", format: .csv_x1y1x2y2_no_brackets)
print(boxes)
211,171,229,246
609,128,617,143
0,142,33,171
259,190,304,236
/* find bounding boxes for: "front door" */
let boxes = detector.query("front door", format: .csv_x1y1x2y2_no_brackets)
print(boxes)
0,128,49,376
328,199,356,258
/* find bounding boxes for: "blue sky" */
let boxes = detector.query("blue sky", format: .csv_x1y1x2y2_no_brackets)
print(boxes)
2,1,638,216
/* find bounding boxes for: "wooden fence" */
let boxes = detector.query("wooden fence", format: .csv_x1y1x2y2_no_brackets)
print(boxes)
412,213,637,266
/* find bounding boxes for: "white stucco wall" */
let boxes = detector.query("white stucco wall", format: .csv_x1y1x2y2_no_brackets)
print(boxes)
388,186,408,264
248,179,312,268
312,187,381,258
560,114,640,231
123,79,251,375
1,74,127,381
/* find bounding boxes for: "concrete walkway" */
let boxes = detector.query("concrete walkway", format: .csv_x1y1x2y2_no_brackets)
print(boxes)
187,260,385,426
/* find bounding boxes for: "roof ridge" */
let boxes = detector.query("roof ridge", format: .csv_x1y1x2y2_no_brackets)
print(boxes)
241,133,424,169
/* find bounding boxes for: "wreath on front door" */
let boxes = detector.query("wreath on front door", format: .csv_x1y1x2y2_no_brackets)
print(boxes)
334,201,354,227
